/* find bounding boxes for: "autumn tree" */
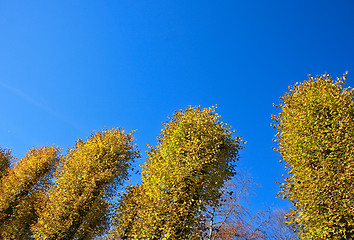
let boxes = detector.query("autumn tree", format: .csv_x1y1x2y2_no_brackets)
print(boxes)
205,172,267,240
272,73,354,239
31,128,139,240
111,106,244,239
263,209,298,240
205,174,297,240
0,146,61,239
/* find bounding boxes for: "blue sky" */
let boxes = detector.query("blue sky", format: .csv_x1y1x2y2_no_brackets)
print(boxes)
1,1,354,214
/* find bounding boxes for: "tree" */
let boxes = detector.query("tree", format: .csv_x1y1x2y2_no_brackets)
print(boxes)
31,128,139,239
205,174,297,240
110,106,244,239
272,73,354,239
0,146,61,239
205,172,265,240
263,209,298,240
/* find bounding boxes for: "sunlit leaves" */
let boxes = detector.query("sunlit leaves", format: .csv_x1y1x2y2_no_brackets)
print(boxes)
111,106,244,239
0,146,61,239
32,128,139,240
0,105,244,239
273,73,354,239
0,127,138,239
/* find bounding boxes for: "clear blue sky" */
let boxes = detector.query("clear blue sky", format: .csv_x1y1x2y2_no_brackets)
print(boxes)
1,1,353,214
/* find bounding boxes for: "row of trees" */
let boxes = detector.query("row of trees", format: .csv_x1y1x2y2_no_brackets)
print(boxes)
0,73,353,239
0,129,139,239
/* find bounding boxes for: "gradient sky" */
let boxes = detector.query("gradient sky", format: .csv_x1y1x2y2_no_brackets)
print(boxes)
1,1,354,214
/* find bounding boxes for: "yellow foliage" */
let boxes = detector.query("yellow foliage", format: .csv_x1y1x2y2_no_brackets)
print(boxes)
111,106,244,239
273,73,354,239
0,146,61,239
31,128,139,240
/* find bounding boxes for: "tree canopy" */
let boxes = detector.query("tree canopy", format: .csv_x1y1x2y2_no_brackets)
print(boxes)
273,73,354,239
111,106,244,239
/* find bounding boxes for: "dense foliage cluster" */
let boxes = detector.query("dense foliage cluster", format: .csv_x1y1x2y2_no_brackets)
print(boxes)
111,106,244,239
0,146,60,239
273,73,354,239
